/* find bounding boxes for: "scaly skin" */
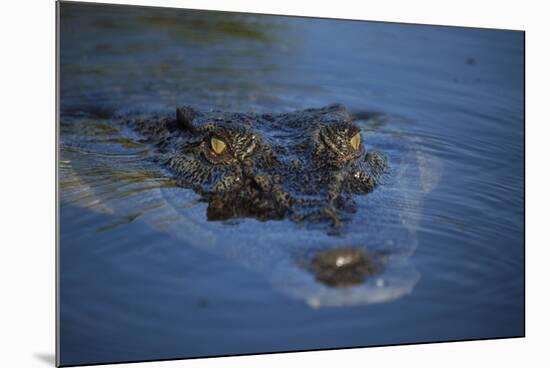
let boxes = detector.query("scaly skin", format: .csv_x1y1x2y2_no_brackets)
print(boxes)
132,104,388,229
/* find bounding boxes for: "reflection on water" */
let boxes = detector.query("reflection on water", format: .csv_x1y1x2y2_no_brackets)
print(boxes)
59,2,524,366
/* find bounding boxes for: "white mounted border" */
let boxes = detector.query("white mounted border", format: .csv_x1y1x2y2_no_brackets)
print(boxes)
1,1,547,368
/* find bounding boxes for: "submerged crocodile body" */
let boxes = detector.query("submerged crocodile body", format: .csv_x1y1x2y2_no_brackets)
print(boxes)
60,103,439,306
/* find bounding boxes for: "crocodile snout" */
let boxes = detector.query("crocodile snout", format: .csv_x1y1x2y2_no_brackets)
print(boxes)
311,247,381,287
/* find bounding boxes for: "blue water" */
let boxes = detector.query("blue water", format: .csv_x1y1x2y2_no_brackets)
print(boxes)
58,2,524,366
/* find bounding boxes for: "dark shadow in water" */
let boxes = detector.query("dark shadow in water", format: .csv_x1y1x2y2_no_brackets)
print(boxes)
33,353,55,366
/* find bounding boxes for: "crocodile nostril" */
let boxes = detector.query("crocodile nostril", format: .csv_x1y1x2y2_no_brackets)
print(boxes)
311,247,381,288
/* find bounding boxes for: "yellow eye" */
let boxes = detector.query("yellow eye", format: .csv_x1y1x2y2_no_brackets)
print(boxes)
350,132,361,150
210,137,227,154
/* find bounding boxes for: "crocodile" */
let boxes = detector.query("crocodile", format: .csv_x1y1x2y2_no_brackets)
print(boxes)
60,103,439,306
127,104,395,288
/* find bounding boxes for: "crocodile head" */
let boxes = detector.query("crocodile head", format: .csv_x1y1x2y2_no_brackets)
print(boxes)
136,104,388,229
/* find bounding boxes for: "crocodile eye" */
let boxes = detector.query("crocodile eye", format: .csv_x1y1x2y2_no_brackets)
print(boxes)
350,132,361,150
210,137,227,154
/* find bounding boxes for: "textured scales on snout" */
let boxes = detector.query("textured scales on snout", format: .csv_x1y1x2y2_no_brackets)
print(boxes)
132,104,388,228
